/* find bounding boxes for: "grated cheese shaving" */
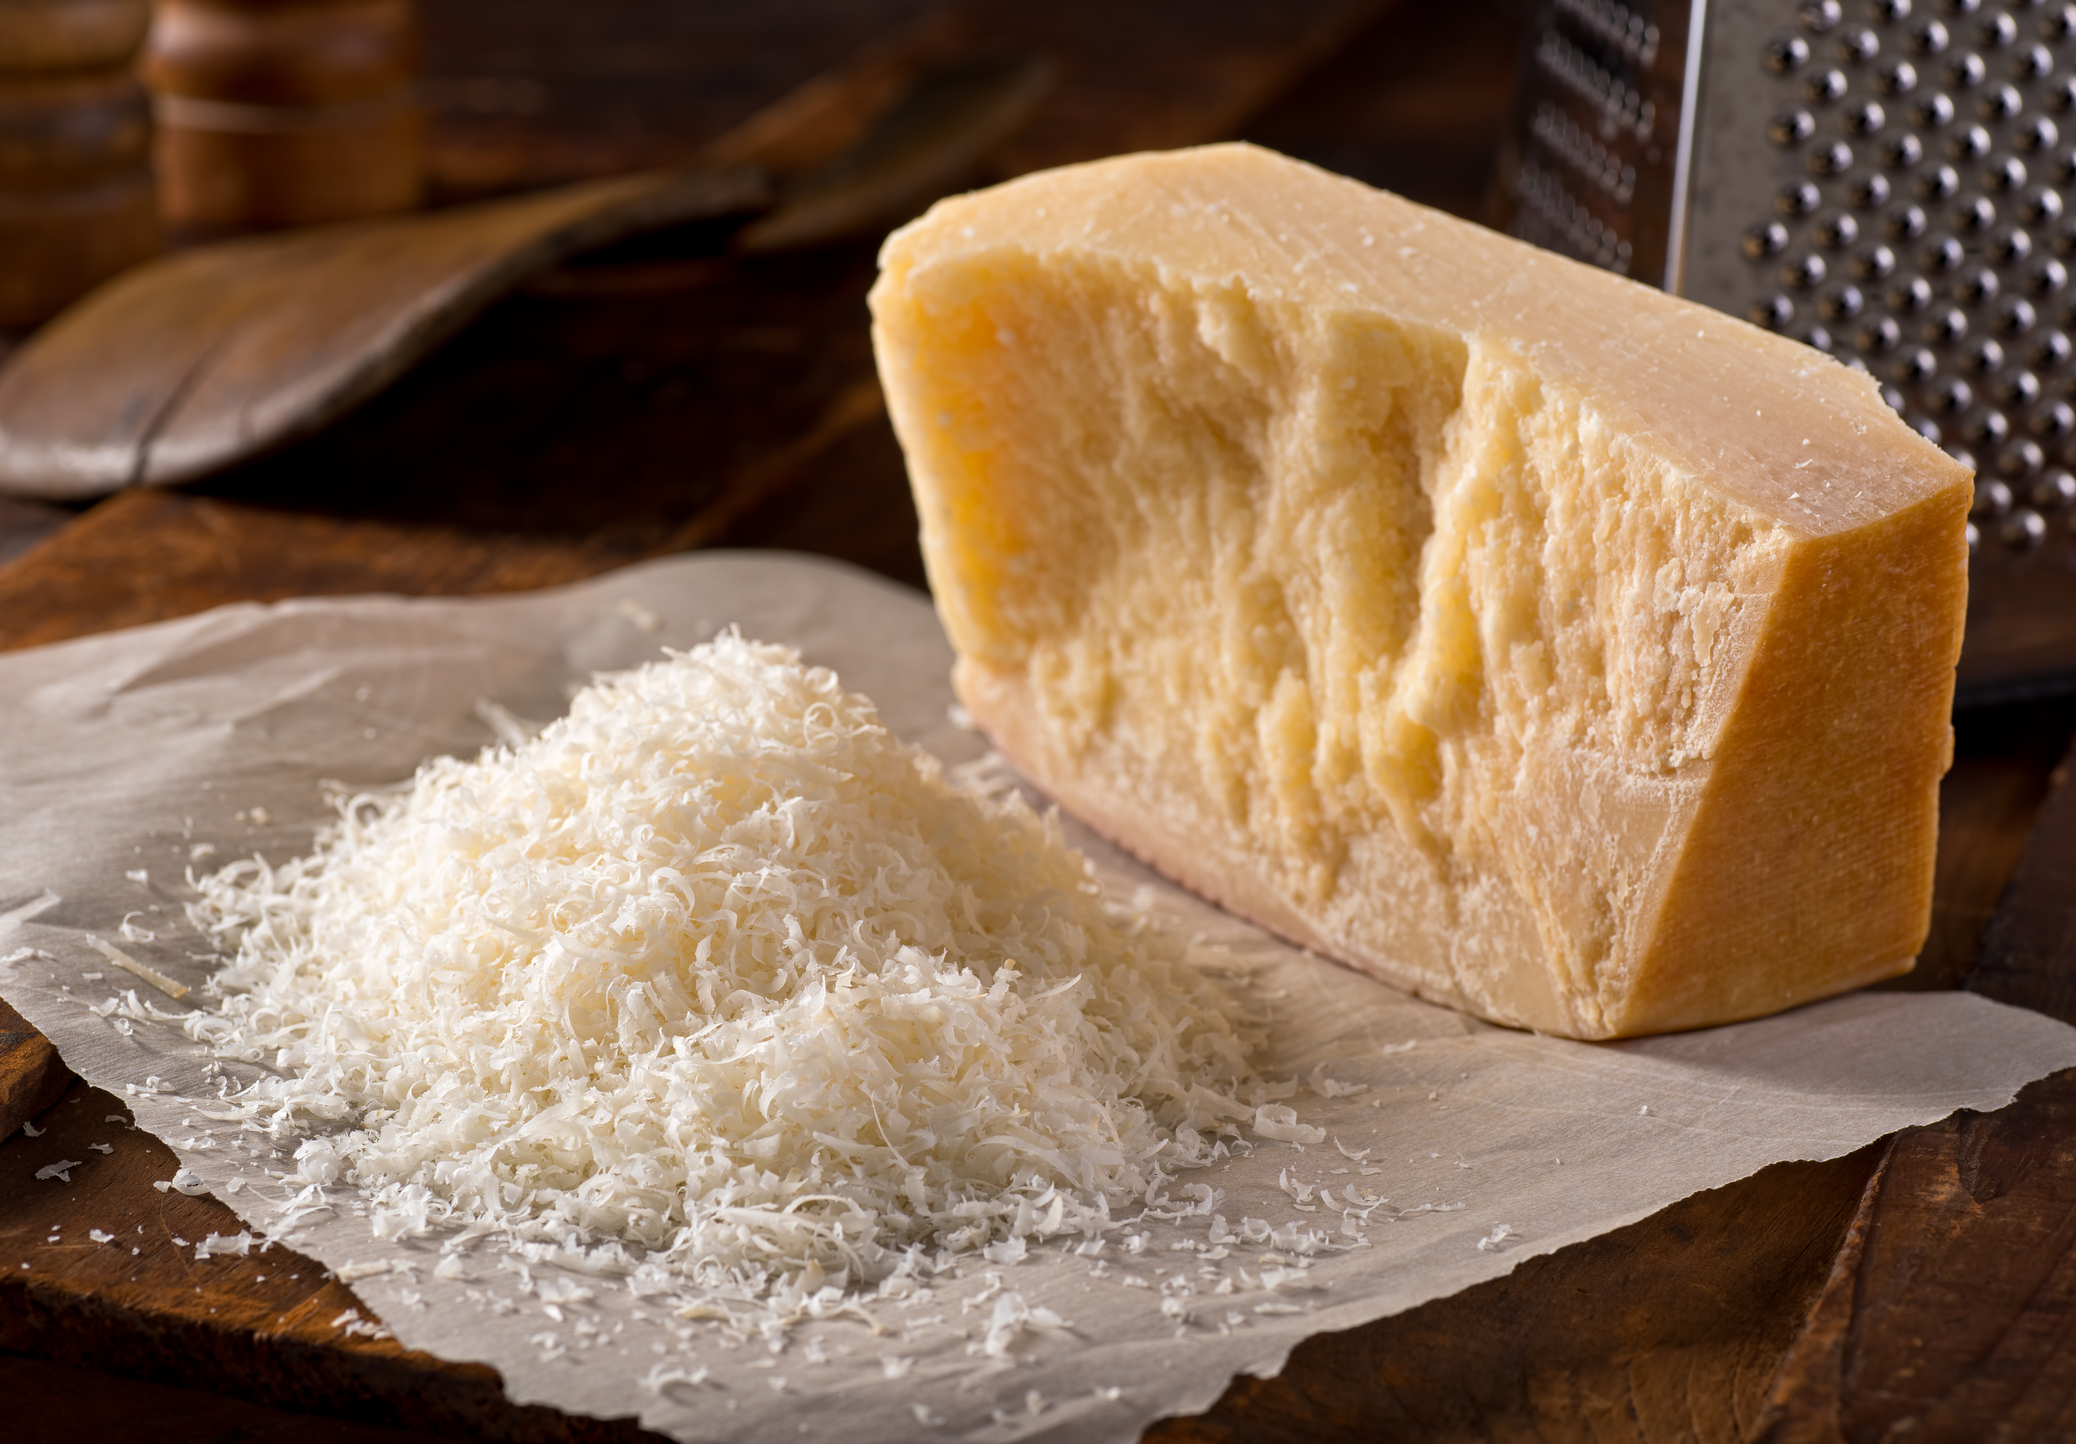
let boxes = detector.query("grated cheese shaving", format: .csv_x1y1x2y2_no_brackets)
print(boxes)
1252,1105,1326,1145
185,634,1257,1306
84,935,189,999
154,1168,209,1195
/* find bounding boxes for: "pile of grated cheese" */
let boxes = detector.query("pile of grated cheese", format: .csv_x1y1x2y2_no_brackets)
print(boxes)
185,633,1257,1300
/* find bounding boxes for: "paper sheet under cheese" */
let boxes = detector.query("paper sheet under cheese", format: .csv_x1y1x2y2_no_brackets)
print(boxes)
0,552,2072,1444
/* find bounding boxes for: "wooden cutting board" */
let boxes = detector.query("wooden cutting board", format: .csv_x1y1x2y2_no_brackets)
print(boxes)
23,3,2076,1441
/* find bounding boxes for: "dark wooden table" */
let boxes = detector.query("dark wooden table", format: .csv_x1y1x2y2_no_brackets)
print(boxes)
7,3,2076,1439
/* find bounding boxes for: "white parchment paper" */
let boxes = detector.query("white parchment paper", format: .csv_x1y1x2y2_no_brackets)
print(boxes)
2,551,2073,1444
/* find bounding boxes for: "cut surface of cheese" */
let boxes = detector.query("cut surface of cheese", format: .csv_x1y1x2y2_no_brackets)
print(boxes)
869,143,1971,1041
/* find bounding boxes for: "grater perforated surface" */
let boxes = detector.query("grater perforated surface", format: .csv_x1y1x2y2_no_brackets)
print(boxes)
1496,0,2076,696
1730,0,2076,565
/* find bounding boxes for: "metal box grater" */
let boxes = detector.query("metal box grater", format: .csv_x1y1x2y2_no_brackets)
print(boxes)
1492,0,2076,700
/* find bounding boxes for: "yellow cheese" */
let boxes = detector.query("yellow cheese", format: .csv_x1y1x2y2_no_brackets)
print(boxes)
869,143,1971,1041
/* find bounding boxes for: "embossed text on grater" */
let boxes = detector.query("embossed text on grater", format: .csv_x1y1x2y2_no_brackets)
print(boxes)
1494,0,1695,282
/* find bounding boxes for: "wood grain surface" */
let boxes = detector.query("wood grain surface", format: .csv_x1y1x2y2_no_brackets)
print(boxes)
1745,718,2076,1437
1754,1071,2076,1441
0,996,68,1149
2,1079,666,1442
1151,1147,1888,1444
6,1,2074,1440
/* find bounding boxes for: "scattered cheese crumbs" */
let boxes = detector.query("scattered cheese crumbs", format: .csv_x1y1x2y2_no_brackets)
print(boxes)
644,1362,710,1392
197,1231,254,1259
1309,1073,1368,1099
90,1229,115,1244
153,1168,209,1196
19,1121,41,1138
614,597,662,632
34,1160,80,1182
83,935,189,1000
1476,1223,1521,1252
1251,1105,1326,1145
126,868,149,885
185,634,1256,1309
976,1292,1070,1359
0,890,60,932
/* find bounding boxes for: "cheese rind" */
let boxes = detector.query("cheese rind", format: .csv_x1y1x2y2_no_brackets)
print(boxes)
869,143,1970,1040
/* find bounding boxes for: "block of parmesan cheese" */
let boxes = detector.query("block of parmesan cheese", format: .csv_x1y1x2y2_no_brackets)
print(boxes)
868,143,1971,1040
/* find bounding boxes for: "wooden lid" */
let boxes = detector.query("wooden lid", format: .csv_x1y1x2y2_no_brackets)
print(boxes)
0,0,151,74
139,0,417,106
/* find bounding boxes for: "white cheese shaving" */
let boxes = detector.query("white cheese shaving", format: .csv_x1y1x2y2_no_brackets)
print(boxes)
1475,1223,1521,1252
185,634,1256,1305
153,1167,210,1195
83,935,189,1000
1252,1105,1326,1145
1306,1064,1367,1098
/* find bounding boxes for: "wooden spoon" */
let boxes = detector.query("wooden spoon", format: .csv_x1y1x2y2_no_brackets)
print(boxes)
738,49,1052,253
0,44,1050,500
0,168,767,499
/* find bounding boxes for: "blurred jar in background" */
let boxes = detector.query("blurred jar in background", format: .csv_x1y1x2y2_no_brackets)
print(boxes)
0,0,160,327
141,0,423,232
